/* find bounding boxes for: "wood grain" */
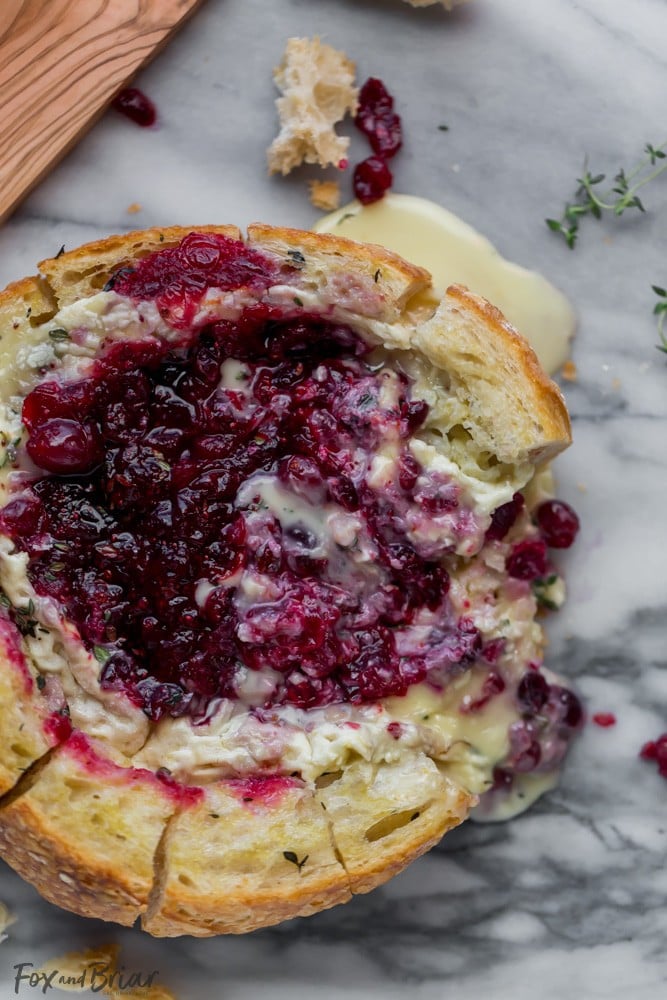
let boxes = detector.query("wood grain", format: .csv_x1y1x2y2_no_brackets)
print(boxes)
0,0,205,223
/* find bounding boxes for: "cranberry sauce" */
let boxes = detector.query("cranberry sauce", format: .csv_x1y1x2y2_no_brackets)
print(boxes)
1,303,484,722
108,232,280,329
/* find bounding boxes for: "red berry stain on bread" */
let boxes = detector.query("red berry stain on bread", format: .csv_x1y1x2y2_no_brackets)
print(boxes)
112,87,157,127
44,710,73,743
227,774,300,805
62,731,203,803
110,232,279,328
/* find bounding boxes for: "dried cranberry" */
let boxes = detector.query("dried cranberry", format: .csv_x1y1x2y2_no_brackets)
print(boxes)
517,671,550,714
535,499,580,549
112,87,157,127
462,671,506,713
486,492,524,542
506,538,548,580
354,78,403,158
353,156,393,205
550,686,584,728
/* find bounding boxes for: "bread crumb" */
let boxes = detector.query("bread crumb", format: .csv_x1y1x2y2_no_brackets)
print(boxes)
127,203,142,215
309,179,341,211
576,482,588,493
560,359,577,381
0,900,15,942
268,37,358,176
35,944,176,999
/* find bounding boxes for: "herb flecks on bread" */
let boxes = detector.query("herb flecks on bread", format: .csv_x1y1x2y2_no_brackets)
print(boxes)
268,38,358,175
0,226,581,934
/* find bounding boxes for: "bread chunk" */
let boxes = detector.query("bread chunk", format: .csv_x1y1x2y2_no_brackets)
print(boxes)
267,37,358,175
309,178,342,211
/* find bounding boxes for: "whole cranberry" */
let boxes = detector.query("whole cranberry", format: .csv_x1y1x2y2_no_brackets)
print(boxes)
550,686,584,728
535,499,580,549
486,493,525,542
26,418,103,474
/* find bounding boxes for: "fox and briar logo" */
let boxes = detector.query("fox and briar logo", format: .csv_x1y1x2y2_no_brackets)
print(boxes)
13,961,160,994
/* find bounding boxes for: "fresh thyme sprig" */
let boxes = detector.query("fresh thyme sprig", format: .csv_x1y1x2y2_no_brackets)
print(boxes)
653,285,667,354
546,140,667,248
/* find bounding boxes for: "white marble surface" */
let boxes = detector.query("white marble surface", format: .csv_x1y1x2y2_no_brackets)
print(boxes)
2,0,667,997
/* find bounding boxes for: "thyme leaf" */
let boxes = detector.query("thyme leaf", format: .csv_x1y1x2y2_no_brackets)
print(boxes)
283,850,309,871
546,139,667,248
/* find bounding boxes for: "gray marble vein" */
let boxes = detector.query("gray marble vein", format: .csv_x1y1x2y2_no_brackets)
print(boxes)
1,0,666,997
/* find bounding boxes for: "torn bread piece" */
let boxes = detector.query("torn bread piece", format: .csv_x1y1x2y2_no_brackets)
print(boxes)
268,37,358,175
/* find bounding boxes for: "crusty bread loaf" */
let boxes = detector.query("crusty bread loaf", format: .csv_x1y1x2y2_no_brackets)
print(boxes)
0,225,571,935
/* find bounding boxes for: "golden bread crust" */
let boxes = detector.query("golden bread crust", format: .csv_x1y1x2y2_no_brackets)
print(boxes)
0,224,570,935
39,225,242,308
0,739,176,926
417,284,571,466
144,779,352,936
315,755,473,896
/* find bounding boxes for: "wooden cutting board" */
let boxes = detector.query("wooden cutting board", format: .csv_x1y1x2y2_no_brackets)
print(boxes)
0,0,205,223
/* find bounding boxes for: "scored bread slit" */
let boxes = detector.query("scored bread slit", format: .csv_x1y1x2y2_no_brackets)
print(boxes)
316,774,353,889
0,745,57,812
142,807,182,930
